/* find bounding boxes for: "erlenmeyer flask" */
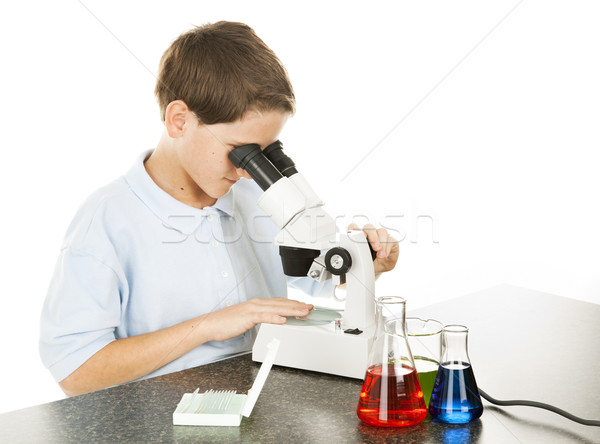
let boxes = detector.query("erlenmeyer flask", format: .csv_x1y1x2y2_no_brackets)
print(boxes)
429,324,483,423
406,317,443,409
357,297,427,427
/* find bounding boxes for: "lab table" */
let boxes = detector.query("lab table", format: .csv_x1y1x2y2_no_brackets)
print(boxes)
1,285,599,443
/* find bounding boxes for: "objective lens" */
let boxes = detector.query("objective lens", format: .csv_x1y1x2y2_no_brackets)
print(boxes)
279,246,320,276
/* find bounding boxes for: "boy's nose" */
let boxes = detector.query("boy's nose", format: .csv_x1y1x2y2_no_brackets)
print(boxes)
236,167,252,180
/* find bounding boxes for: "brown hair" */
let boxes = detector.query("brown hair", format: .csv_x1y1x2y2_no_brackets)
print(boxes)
155,21,295,124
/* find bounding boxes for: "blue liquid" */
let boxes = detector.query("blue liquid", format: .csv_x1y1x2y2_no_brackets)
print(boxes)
429,361,483,423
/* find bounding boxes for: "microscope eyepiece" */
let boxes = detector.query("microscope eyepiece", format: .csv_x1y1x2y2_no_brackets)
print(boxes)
263,140,298,178
228,144,283,191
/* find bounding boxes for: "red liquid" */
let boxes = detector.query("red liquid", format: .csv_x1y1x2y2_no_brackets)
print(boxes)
357,364,427,427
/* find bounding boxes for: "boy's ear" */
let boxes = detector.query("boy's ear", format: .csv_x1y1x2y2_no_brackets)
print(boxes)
164,100,191,138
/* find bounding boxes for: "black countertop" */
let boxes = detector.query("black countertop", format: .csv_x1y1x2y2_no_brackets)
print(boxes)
2,285,599,443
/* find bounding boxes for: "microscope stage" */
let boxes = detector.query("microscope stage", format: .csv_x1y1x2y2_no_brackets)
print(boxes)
252,321,374,379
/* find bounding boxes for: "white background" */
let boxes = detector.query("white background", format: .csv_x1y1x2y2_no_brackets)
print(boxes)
0,1,598,414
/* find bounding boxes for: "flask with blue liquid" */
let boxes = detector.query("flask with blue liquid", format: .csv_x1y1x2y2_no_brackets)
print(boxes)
429,325,483,423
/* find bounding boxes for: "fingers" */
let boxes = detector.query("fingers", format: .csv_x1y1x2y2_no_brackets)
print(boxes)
247,297,313,319
374,228,389,258
250,299,313,326
378,228,398,258
361,224,382,257
347,223,398,259
203,297,313,342
209,298,314,341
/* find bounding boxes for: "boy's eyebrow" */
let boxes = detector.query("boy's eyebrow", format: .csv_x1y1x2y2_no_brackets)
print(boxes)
232,142,267,150
233,139,279,148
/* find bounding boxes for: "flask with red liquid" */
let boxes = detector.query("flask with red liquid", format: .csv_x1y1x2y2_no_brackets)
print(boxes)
357,297,427,427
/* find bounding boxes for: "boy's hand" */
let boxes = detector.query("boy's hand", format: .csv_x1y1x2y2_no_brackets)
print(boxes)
347,223,399,275
202,298,313,342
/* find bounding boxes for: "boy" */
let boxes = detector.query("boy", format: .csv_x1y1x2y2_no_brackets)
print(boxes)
40,21,398,397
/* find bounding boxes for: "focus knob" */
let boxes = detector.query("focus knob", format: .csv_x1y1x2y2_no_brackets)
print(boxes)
325,247,352,275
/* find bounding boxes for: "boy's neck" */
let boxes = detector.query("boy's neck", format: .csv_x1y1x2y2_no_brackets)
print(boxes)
144,138,217,209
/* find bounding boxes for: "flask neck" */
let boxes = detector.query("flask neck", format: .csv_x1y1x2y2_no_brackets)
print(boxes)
375,296,406,329
441,325,471,365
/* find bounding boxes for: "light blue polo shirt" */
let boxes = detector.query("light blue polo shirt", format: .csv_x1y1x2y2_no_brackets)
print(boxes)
40,150,329,383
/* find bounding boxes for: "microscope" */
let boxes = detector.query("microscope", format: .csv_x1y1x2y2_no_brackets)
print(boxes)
228,141,376,379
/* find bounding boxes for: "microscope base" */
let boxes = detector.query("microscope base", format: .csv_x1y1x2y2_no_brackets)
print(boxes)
252,322,374,379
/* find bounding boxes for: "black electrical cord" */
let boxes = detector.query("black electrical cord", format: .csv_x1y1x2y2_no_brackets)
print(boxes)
479,388,600,427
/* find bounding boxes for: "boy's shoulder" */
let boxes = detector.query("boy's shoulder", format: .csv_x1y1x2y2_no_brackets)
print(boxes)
82,176,132,208
61,176,134,251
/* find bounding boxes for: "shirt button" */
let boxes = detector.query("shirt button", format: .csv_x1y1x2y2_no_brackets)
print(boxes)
212,240,219,247
221,270,229,278
207,214,214,221
225,300,234,307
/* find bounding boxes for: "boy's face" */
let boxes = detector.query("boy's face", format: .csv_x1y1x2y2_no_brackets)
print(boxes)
178,109,289,202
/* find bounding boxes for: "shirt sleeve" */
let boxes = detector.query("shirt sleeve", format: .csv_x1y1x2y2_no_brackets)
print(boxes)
39,248,123,382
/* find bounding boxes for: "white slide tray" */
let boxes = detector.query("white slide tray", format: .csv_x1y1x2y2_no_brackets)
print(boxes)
173,338,280,426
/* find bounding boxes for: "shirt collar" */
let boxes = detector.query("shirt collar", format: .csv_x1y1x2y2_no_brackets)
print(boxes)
124,150,236,229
